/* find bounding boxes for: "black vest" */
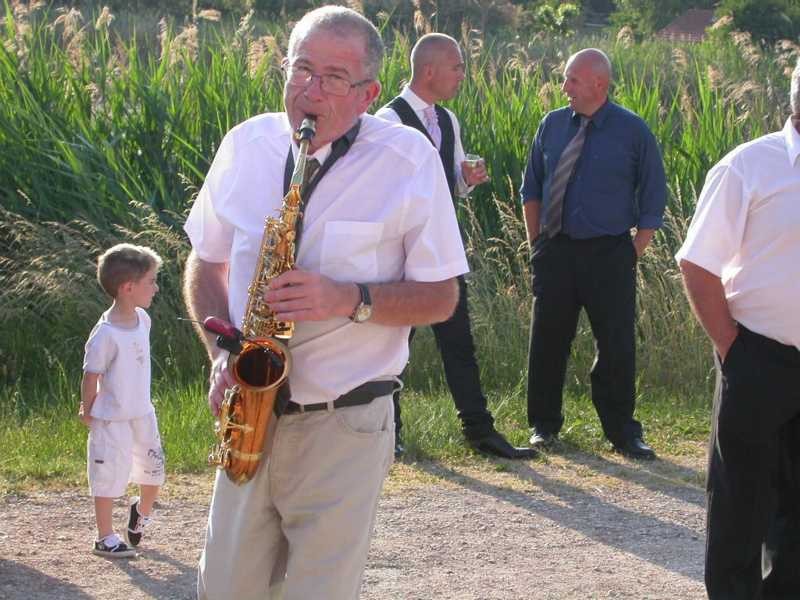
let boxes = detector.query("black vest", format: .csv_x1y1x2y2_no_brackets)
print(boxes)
384,96,456,199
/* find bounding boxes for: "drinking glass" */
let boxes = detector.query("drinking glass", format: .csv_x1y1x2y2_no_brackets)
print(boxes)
465,153,483,168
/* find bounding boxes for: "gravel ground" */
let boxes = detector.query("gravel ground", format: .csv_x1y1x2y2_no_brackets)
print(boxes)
0,448,708,599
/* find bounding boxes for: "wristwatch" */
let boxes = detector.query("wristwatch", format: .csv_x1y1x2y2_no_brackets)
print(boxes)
349,283,373,323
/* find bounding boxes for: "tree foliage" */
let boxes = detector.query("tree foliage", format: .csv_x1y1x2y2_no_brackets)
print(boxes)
533,2,581,35
717,0,800,45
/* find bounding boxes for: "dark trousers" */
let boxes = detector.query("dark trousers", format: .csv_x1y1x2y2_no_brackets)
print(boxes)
706,325,800,600
527,233,642,445
393,275,494,440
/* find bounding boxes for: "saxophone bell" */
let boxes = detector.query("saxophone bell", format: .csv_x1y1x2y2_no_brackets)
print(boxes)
207,116,316,485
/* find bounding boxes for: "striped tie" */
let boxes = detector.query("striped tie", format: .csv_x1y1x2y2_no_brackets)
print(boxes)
542,116,590,238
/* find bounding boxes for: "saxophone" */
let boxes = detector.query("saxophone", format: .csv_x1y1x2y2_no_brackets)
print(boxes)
208,116,317,485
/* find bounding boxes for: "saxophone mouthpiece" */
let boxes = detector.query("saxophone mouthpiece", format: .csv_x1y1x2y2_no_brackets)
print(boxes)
295,116,317,142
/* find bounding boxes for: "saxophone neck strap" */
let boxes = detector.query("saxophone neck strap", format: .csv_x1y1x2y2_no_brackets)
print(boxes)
282,118,361,251
282,118,361,199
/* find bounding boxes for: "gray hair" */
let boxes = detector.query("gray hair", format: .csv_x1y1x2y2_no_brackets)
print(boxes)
791,56,800,116
287,6,384,80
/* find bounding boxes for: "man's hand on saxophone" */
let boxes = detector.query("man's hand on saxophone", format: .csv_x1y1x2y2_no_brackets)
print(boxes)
208,351,235,417
266,268,459,327
265,268,361,322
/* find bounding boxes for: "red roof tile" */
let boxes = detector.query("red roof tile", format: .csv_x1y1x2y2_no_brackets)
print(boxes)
657,8,715,42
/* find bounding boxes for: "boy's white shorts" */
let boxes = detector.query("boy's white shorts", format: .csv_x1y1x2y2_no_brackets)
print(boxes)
87,412,166,498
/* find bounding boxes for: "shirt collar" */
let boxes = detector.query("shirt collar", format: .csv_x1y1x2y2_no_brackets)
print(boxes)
572,99,611,128
286,112,333,165
289,118,362,166
400,85,432,112
784,116,800,167
291,139,332,164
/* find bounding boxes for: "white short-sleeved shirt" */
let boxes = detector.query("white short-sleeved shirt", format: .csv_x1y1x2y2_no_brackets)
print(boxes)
375,86,473,198
676,117,800,349
184,112,469,405
83,307,155,420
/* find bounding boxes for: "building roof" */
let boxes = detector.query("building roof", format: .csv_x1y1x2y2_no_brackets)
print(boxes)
657,8,715,42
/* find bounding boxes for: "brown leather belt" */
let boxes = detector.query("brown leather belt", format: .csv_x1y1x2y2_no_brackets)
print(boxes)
283,380,397,414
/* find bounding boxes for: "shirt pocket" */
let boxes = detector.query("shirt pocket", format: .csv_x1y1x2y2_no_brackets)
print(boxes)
320,221,384,282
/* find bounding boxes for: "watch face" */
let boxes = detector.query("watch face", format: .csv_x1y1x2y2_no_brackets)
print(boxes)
355,304,373,322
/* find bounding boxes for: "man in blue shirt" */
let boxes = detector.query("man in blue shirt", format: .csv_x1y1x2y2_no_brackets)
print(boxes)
520,48,667,459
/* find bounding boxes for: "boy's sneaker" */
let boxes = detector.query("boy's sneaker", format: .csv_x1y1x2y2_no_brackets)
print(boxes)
93,533,135,558
125,496,152,547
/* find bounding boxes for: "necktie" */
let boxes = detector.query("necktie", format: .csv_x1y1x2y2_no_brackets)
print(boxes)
423,105,442,149
542,116,590,238
299,157,320,200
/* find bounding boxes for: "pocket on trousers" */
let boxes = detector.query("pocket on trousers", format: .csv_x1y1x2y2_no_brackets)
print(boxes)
628,237,638,264
334,399,391,439
529,239,554,297
720,332,743,370
529,236,550,262
88,421,114,491
717,333,766,441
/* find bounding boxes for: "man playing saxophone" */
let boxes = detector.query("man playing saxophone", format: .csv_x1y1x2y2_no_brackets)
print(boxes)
183,6,468,600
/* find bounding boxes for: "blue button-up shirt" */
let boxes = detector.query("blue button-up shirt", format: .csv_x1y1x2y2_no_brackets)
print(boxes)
520,101,667,239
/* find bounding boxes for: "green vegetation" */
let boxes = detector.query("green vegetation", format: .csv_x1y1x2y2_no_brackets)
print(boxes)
716,0,800,45
1,3,797,487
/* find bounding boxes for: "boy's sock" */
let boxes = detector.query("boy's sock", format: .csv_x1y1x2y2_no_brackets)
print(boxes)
93,533,135,558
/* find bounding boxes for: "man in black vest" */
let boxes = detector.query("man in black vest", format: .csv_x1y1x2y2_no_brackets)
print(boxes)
376,33,534,460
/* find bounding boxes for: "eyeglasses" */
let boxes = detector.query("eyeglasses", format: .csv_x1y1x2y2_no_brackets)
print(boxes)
284,64,371,97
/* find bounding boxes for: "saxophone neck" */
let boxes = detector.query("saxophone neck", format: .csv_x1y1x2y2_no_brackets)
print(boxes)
290,116,317,188
290,150,309,189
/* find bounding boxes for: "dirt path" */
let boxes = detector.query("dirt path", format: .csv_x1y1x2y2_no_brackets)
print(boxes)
0,448,708,599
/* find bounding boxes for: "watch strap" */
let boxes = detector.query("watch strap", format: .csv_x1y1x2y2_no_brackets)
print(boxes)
357,283,371,308
349,283,371,321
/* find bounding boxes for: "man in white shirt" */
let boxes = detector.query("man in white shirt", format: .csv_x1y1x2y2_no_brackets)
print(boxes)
676,58,800,599
183,7,468,599
376,34,534,460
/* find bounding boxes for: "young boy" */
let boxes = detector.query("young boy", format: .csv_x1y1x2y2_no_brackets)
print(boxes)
79,243,166,558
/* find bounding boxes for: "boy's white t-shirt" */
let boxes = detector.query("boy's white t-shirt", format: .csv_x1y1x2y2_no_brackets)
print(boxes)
83,307,154,420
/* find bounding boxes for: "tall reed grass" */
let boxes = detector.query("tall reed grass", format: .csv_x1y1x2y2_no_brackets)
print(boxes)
1,4,798,475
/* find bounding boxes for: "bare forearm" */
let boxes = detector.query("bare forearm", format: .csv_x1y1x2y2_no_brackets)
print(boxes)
80,373,99,411
183,251,231,360
522,200,541,245
369,278,459,326
80,372,100,423
633,228,656,256
680,259,738,357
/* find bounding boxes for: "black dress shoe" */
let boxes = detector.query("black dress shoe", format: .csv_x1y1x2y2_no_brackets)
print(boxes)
613,437,656,460
468,430,537,459
529,430,558,449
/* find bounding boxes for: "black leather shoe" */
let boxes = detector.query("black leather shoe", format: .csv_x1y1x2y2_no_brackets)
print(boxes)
529,430,558,449
613,437,656,460
468,430,537,459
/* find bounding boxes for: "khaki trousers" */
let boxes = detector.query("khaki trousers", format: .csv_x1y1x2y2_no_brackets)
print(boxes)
198,394,394,600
